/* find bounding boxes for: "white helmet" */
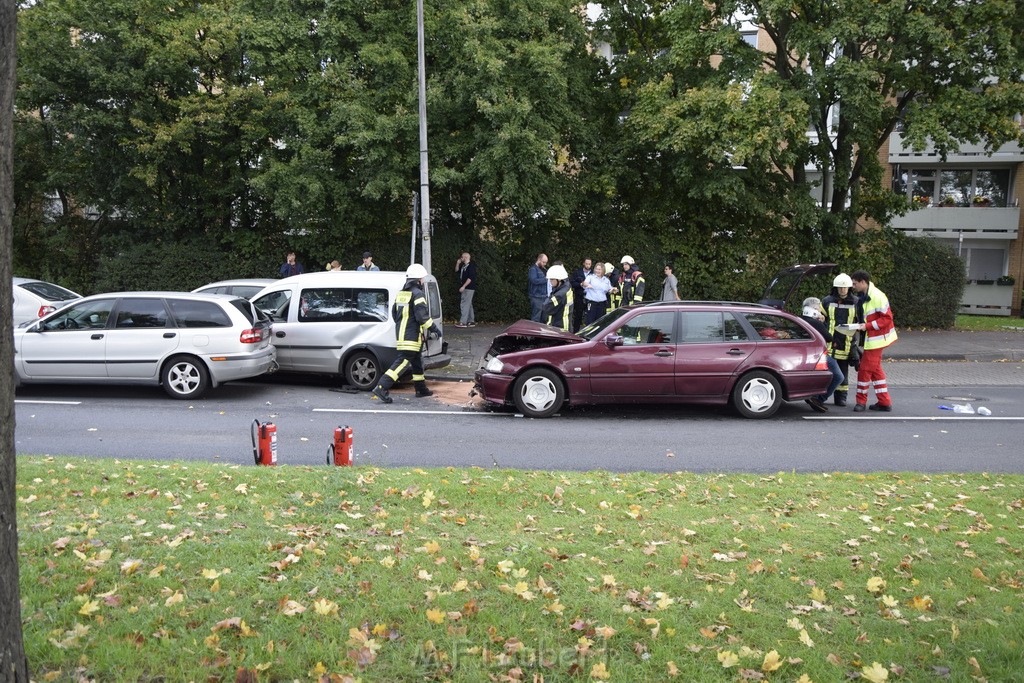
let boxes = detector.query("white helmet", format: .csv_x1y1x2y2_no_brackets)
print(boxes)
546,264,569,281
620,255,635,265
604,262,615,274
405,263,428,279
833,272,853,288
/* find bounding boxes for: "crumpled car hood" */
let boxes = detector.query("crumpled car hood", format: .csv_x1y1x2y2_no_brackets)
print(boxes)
486,319,584,356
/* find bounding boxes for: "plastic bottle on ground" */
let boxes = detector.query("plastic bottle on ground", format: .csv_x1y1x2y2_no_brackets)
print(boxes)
977,406,992,416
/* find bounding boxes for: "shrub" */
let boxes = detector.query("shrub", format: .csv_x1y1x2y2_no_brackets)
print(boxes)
882,231,965,328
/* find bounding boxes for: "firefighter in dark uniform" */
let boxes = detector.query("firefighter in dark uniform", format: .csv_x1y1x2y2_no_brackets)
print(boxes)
371,263,441,404
542,264,574,330
822,272,863,406
617,255,645,307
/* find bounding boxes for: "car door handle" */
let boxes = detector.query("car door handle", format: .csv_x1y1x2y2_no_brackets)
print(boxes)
727,348,746,355
91,334,104,340
275,331,286,338
654,350,673,357
163,332,176,339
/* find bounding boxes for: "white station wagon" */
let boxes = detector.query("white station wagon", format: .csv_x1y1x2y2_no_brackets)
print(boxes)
13,292,277,399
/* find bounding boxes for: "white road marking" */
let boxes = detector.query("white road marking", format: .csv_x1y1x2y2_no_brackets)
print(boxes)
803,416,1024,421
314,408,511,416
15,400,82,405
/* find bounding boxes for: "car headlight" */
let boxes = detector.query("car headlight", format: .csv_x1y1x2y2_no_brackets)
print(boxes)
485,356,505,374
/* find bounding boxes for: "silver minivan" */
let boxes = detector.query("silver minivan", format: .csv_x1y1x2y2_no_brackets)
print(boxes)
252,271,450,389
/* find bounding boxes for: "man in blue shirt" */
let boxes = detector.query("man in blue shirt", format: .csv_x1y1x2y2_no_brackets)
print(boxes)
279,251,304,278
527,253,549,322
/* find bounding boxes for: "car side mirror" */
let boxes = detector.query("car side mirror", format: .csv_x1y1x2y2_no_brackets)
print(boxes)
604,334,624,348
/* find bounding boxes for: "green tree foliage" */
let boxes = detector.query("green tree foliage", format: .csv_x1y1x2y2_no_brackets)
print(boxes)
613,0,1024,258
14,0,603,297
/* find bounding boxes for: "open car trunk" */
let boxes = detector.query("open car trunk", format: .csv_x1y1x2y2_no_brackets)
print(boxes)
759,263,837,312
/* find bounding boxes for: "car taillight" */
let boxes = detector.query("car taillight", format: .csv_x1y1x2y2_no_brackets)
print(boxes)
814,350,829,371
37,305,55,318
240,328,265,344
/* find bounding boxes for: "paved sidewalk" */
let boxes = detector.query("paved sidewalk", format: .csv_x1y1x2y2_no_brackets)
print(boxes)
430,323,1024,385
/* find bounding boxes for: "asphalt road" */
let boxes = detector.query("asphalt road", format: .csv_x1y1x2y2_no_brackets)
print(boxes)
13,371,1024,473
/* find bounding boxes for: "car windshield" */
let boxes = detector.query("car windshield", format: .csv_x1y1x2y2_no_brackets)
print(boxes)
577,307,631,340
19,280,79,301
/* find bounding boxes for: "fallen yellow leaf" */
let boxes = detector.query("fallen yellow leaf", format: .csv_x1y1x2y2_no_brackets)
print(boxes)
718,650,739,668
861,662,889,683
761,649,783,672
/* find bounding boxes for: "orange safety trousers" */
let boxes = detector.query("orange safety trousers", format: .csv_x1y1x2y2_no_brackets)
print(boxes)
855,347,892,407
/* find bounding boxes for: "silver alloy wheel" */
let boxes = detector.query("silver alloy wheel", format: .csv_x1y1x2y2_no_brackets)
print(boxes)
345,352,380,390
740,376,776,413
167,360,202,396
519,375,557,413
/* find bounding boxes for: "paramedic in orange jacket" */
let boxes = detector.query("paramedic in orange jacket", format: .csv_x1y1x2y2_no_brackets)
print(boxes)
850,270,898,412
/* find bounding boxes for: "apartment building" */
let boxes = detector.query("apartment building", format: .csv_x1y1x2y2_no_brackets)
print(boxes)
884,137,1023,316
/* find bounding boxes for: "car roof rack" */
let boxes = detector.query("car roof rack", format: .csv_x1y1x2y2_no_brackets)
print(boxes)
640,300,775,309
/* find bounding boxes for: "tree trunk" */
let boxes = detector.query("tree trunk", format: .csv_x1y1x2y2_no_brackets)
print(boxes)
1,0,31,678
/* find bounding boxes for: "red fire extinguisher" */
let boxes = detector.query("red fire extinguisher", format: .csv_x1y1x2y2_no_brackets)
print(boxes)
251,419,278,466
327,425,353,466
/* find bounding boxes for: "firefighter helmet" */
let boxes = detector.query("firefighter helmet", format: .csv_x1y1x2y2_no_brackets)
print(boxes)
833,272,853,288
620,255,635,265
405,263,428,279
546,264,569,281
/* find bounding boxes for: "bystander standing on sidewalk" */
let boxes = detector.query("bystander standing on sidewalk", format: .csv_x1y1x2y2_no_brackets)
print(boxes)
582,262,612,325
662,264,679,301
570,258,593,332
279,251,304,278
851,270,898,412
455,252,477,328
356,251,380,271
528,253,549,322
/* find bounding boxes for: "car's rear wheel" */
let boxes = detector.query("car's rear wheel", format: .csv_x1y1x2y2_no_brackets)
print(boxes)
344,351,380,391
162,355,210,400
512,368,564,418
732,370,782,419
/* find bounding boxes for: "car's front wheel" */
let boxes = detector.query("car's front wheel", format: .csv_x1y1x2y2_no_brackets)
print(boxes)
512,368,565,418
344,351,380,391
162,355,210,400
732,370,782,419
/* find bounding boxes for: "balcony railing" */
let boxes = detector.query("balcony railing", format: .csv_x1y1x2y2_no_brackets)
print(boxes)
889,133,1024,163
890,206,1019,239
960,282,1016,316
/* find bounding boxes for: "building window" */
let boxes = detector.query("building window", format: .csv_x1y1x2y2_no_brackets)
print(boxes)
740,30,758,48
892,166,1012,207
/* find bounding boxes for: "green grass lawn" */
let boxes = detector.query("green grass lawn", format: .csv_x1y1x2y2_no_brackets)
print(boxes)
954,314,1024,332
16,458,1024,681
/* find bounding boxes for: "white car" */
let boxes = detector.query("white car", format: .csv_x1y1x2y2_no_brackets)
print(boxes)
13,292,277,399
12,277,82,327
192,279,276,300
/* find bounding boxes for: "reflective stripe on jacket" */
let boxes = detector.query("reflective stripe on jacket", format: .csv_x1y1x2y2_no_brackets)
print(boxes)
619,270,645,303
824,292,860,359
544,282,574,330
393,282,434,352
861,283,897,350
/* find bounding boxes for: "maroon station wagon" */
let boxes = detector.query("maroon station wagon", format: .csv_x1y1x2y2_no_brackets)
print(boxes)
472,301,833,419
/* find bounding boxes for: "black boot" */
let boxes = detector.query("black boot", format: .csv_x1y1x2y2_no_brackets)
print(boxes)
834,392,847,407
414,381,434,398
371,385,393,404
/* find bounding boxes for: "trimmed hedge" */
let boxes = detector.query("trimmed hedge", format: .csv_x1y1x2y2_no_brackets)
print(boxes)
882,231,966,329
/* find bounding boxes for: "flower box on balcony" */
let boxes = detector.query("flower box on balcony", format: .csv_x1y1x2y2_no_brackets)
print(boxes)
997,276,1015,286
